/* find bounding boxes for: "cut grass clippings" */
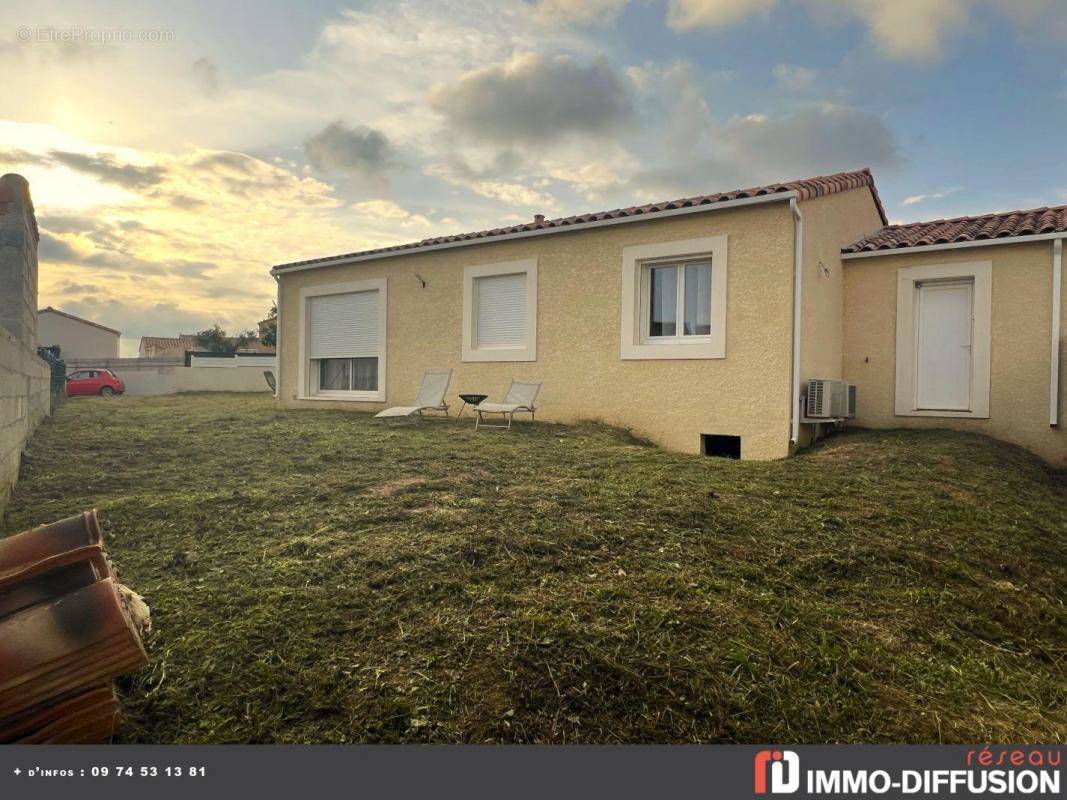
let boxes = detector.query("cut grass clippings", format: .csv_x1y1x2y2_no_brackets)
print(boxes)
2,393,1065,743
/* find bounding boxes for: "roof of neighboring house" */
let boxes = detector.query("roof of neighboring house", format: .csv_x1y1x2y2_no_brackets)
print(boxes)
234,339,275,353
273,168,888,272
139,335,198,351
843,204,1067,254
141,334,273,353
38,307,121,336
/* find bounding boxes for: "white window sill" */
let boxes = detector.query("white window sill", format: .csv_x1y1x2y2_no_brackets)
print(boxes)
622,341,725,360
462,346,536,363
895,408,989,419
298,392,385,403
620,235,727,362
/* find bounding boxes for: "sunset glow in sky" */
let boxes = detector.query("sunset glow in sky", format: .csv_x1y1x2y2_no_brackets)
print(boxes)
2,0,1066,354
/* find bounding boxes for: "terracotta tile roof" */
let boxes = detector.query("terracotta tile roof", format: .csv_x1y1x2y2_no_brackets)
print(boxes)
38,307,121,336
139,335,198,351
843,205,1067,254
140,334,273,353
273,168,887,272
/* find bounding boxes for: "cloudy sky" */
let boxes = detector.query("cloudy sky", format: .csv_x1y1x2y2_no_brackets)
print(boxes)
2,0,1065,354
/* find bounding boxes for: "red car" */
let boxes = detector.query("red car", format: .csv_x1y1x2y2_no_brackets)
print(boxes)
66,369,126,397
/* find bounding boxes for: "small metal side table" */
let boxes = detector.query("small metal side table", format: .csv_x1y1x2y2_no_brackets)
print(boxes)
455,393,488,422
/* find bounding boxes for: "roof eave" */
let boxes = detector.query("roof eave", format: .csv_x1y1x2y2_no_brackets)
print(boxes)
271,190,800,277
841,230,1067,259
38,307,122,336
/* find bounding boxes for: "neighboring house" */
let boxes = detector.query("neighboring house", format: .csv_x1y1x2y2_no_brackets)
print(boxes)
258,315,276,342
138,335,198,359
139,334,273,359
236,337,275,354
38,307,120,360
271,168,1066,465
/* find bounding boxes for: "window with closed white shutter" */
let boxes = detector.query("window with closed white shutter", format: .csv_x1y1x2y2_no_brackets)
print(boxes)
308,290,379,359
462,260,537,362
300,279,387,399
475,273,526,348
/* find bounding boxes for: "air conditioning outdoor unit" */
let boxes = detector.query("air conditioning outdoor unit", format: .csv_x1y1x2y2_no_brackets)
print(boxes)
806,379,856,419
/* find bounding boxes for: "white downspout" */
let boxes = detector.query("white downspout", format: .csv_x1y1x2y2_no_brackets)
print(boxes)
790,199,803,444
1051,238,1062,427
272,272,281,400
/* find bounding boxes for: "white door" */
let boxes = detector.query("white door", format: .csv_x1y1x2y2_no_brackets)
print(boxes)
915,280,973,410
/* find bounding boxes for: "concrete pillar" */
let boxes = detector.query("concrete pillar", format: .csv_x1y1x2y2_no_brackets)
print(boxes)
0,174,40,347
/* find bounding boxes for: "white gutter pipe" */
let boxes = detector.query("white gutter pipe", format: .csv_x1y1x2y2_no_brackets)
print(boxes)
272,272,281,399
1052,238,1062,427
790,198,803,445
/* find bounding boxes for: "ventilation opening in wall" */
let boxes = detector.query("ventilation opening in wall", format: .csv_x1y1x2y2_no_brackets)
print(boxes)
702,434,741,459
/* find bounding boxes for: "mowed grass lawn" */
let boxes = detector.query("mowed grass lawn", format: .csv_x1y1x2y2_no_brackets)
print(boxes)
3,393,1065,743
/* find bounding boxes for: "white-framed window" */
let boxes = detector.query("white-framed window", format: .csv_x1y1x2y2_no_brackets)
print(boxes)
894,261,991,418
298,278,387,401
621,235,727,360
641,259,713,342
462,259,537,362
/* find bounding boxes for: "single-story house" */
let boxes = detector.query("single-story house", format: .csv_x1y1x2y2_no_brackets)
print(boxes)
38,307,120,360
139,335,199,360
139,334,275,360
271,168,1066,466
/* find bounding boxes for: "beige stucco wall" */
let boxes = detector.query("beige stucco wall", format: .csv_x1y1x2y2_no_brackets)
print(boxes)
794,189,885,448
797,189,884,382
38,312,119,360
844,242,1067,466
278,202,799,459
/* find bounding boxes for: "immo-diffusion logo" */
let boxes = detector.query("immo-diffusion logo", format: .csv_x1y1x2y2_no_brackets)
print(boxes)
752,747,1062,796
754,750,800,794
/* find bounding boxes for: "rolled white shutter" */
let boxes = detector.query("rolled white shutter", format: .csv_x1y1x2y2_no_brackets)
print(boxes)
308,290,379,359
475,273,526,348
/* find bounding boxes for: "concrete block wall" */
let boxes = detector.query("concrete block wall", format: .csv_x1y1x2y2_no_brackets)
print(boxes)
0,326,50,513
173,365,273,392
0,175,39,345
0,174,49,519
66,358,181,396
64,357,273,394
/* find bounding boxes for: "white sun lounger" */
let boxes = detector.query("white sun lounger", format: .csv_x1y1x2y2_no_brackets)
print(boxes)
474,379,542,431
374,369,453,425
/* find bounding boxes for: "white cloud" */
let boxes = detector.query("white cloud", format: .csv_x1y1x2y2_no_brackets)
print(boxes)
425,163,556,209
529,0,631,26
351,200,432,228
808,0,970,61
2,125,366,352
664,0,1023,62
666,0,776,30
901,188,959,206
772,64,818,91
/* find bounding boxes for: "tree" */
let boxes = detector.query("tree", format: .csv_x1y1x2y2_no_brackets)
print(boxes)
260,302,278,348
233,329,259,351
194,324,235,354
